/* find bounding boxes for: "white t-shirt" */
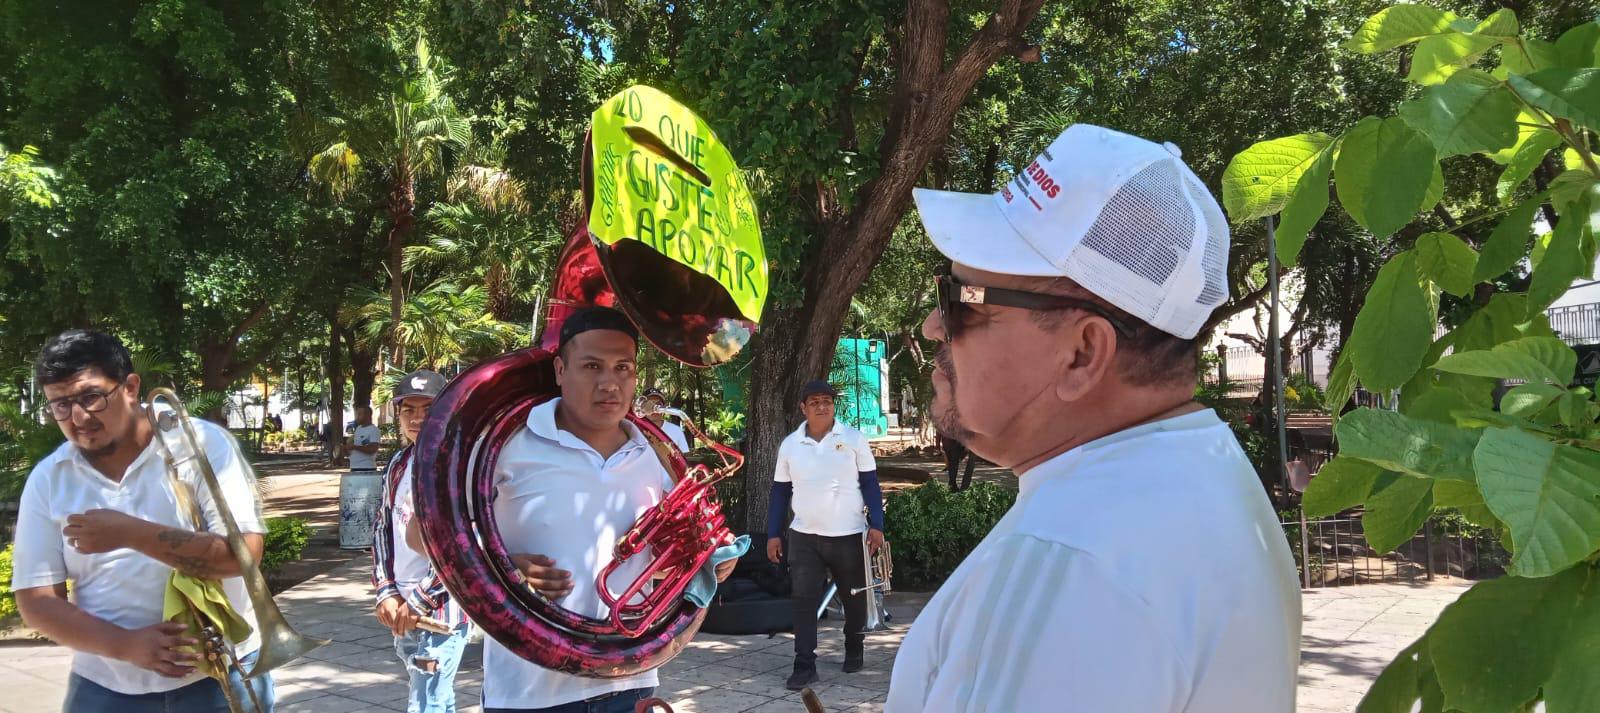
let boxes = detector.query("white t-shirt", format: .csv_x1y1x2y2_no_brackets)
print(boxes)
389,463,431,590
661,421,689,453
349,423,382,470
483,398,674,709
774,420,877,536
11,417,266,695
885,409,1301,713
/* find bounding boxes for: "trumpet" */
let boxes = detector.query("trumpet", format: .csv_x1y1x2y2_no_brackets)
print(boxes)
146,388,329,712
850,534,893,631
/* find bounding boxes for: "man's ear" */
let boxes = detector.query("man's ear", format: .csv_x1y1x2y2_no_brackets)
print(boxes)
125,373,142,401
1053,315,1119,403
553,355,565,386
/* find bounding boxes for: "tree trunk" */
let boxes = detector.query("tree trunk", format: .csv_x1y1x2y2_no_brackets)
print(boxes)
736,0,1047,533
387,166,417,370
348,335,378,411
325,307,346,464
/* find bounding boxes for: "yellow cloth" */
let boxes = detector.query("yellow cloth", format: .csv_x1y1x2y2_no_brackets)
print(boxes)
162,571,253,679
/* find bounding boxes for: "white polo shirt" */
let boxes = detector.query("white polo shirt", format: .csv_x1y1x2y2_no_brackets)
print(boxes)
11,416,266,695
349,423,382,470
483,398,674,709
774,420,877,536
660,421,689,453
885,409,1301,713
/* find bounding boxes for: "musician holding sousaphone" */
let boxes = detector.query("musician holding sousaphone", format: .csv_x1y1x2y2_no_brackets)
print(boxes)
407,85,770,712
11,330,278,712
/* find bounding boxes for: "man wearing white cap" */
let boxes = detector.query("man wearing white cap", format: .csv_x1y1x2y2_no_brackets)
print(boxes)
884,125,1301,712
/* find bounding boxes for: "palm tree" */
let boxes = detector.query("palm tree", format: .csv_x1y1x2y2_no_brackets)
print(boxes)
404,143,557,321
296,33,472,369
342,281,525,372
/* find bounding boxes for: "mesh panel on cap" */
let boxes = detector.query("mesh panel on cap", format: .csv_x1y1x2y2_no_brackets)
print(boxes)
1187,173,1228,306
1077,161,1194,298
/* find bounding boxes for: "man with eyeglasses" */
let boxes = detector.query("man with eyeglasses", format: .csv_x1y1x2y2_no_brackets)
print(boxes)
11,330,274,712
884,125,1301,712
765,379,883,690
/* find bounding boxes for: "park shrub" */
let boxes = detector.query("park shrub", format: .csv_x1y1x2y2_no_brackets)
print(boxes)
883,481,1015,590
262,517,312,574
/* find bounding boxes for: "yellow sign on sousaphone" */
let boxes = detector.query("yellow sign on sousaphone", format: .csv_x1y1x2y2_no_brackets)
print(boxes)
584,86,766,364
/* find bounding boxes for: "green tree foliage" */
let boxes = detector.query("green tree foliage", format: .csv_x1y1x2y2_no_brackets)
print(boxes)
1226,6,1600,710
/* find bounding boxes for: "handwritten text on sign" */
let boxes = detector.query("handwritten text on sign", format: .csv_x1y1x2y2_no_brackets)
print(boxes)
589,86,767,322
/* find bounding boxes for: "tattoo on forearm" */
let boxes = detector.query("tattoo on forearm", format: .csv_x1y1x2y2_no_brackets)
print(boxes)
157,529,198,551
172,555,214,578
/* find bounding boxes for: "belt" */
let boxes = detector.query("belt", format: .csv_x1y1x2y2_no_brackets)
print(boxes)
582,688,645,702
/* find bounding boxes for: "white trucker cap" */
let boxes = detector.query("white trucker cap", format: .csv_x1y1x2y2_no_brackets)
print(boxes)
913,124,1230,339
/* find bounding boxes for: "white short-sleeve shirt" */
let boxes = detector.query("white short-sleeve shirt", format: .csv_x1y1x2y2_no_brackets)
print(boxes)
885,410,1302,713
774,420,878,536
10,416,266,695
660,421,689,453
482,398,675,709
349,423,382,470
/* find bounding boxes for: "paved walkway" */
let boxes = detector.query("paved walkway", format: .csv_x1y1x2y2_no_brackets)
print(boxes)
0,555,1470,712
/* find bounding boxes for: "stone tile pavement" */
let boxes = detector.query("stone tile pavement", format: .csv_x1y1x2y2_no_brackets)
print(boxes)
0,558,1472,713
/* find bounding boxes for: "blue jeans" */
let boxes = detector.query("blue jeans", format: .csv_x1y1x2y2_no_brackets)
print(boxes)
483,687,656,713
394,623,472,713
62,650,276,712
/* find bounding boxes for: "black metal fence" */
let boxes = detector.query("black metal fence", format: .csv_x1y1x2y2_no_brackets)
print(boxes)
1281,513,1508,588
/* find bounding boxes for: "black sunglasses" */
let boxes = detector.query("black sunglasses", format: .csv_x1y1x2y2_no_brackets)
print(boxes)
935,273,1136,343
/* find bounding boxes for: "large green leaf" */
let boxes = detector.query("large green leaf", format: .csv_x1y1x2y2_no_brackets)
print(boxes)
1412,232,1478,296
1495,131,1562,204
1474,427,1600,577
1453,293,1556,352
1336,117,1438,237
1501,383,1565,418
1473,201,1538,281
1528,213,1588,315
1556,21,1600,68
1344,5,1462,53
1398,70,1520,158
1325,350,1357,422
1406,386,1475,424
1509,68,1600,133
1429,566,1589,713
1357,638,1430,713
1433,336,1578,384
1501,38,1566,76
1431,479,1500,530
1221,133,1334,222
1274,144,1333,267
1472,8,1520,39
1408,33,1499,85
1347,252,1436,391
1303,457,1383,518
1545,576,1600,713
1336,407,1480,481
1362,472,1435,553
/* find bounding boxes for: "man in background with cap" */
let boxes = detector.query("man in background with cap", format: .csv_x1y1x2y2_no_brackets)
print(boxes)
766,379,884,690
416,306,732,712
884,124,1300,712
640,388,690,452
371,368,472,713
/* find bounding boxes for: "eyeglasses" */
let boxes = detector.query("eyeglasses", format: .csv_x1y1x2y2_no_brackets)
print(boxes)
934,273,1135,343
42,378,127,421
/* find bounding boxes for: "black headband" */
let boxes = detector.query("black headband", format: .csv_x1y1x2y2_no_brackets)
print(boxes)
558,305,640,352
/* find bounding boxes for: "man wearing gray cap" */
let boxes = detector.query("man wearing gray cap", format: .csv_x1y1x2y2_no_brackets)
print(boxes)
885,125,1300,712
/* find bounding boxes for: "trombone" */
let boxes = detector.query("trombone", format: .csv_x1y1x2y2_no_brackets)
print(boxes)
146,388,329,712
